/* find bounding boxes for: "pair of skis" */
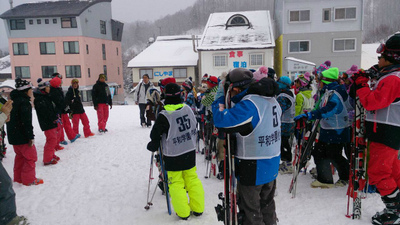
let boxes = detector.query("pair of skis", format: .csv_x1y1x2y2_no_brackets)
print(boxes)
346,94,367,219
289,90,333,197
215,87,239,225
144,100,172,215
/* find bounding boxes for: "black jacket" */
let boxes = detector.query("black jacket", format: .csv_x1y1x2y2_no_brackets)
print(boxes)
92,80,112,107
147,105,195,171
49,86,67,115
7,90,34,145
65,86,85,114
33,89,58,131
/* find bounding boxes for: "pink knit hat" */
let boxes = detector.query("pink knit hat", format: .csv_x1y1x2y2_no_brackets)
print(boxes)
298,72,311,87
345,65,358,75
253,66,268,81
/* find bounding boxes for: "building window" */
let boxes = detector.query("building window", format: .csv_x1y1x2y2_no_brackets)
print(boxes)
53,18,57,24
10,19,25,30
323,8,331,22
63,41,79,54
100,20,106,34
335,7,356,20
214,55,227,67
289,10,310,22
12,43,28,55
173,68,187,78
86,44,89,54
289,40,310,53
102,44,106,60
226,14,250,27
45,19,49,24
15,66,30,78
81,90,92,102
103,65,107,76
333,38,356,52
61,17,77,28
249,54,263,66
40,42,56,55
65,65,81,78
88,68,91,78
29,20,33,25
140,69,153,79
116,47,118,56
42,66,57,78
37,19,41,24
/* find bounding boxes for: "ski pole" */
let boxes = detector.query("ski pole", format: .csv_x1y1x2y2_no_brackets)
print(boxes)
145,152,155,209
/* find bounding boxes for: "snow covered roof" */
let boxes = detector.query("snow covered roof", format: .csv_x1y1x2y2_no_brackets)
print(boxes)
197,10,275,51
362,43,380,69
0,79,15,89
285,57,315,66
0,0,111,19
0,55,11,74
127,35,199,68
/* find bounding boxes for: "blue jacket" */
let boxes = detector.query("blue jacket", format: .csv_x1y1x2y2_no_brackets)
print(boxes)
212,90,280,186
309,82,351,143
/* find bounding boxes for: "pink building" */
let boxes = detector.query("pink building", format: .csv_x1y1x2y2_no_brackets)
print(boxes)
0,0,124,104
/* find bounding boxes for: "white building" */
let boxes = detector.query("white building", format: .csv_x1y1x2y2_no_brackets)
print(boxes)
274,0,364,76
128,35,199,85
197,10,275,79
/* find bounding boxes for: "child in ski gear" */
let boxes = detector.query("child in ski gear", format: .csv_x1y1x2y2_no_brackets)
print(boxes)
352,33,400,225
277,76,295,174
133,74,154,127
212,68,281,225
147,83,204,220
92,74,112,133
295,67,351,189
49,73,80,144
7,78,43,186
65,79,94,138
181,77,196,112
201,75,218,108
34,79,60,165
294,72,314,115
0,99,29,225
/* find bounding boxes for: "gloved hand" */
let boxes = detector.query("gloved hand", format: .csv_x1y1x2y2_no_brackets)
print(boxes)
147,142,158,152
294,113,311,121
94,105,98,111
28,139,35,147
109,105,112,110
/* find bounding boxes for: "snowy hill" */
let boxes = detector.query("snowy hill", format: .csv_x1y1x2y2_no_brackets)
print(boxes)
2,105,383,225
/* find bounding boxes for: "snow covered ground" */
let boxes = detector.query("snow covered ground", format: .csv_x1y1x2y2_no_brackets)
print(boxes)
2,105,383,225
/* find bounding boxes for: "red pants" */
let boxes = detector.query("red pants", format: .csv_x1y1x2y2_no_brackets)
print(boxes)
13,144,37,185
43,128,57,163
62,113,77,140
72,113,92,137
368,141,400,196
96,104,109,131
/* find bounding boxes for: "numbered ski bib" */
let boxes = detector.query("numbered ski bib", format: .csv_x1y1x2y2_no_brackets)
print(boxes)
236,95,282,160
160,105,197,157
277,93,295,123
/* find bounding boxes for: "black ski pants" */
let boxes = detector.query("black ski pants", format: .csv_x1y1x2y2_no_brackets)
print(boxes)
280,136,292,162
139,103,151,126
238,179,277,225
0,162,17,225
312,141,349,184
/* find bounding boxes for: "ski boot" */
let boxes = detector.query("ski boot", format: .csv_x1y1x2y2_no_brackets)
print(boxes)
372,189,400,225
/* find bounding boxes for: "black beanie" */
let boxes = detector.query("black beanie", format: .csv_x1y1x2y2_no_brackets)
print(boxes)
383,33,400,63
267,67,275,79
247,78,279,97
164,83,182,105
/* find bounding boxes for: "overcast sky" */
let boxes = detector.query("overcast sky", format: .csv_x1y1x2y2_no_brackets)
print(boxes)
0,0,197,50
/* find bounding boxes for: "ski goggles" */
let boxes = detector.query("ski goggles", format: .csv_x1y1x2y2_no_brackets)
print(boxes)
376,43,398,54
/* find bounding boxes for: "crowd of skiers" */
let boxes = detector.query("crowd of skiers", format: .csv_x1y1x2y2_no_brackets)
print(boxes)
0,73,113,225
141,32,400,225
